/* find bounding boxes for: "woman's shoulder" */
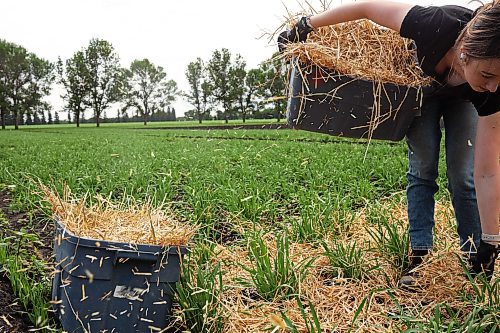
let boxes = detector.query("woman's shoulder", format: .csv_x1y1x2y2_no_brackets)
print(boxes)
400,5,473,76
401,5,472,38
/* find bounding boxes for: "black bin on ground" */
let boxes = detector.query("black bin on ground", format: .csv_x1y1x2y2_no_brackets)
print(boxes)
287,62,425,141
52,220,187,333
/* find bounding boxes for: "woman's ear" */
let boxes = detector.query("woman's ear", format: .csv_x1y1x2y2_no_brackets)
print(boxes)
459,48,468,63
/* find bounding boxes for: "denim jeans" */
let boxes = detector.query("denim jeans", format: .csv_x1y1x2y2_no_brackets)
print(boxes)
405,97,480,253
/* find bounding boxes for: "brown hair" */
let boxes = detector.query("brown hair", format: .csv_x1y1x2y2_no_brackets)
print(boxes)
457,0,500,58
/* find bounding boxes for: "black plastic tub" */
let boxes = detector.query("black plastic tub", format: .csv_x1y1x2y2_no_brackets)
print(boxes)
287,62,425,141
52,219,187,333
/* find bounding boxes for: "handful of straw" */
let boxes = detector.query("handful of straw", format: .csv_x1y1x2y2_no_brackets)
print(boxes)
42,185,195,246
281,18,432,87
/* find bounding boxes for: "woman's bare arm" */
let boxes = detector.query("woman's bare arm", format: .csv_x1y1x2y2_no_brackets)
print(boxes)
474,112,500,242
309,0,414,33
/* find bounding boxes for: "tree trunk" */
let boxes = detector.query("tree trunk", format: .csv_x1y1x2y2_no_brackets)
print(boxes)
14,110,19,130
198,111,202,124
242,112,246,123
1,109,5,130
96,108,100,127
75,110,80,128
143,113,147,126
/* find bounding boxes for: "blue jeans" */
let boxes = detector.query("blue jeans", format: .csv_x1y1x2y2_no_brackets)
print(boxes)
405,97,480,253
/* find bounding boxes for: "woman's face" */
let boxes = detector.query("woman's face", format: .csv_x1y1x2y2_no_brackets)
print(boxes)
463,57,500,93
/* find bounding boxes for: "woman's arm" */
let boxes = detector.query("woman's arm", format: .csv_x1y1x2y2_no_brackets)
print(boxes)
474,112,500,241
309,0,414,33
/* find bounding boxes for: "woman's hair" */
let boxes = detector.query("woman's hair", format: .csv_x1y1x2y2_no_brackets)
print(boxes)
457,0,500,58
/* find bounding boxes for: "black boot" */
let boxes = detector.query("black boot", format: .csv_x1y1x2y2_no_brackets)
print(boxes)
470,240,498,281
399,249,429,289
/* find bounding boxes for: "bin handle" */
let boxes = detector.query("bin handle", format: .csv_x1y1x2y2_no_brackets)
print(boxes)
113,250,158,265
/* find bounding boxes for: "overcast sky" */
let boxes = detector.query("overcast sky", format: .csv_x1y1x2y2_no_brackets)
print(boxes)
0,0,479,118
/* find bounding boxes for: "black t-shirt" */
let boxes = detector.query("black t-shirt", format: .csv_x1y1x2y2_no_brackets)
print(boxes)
400,5,500,117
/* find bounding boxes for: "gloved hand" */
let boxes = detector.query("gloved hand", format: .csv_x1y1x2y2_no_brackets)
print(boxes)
277,16,315,52
471,240,498,280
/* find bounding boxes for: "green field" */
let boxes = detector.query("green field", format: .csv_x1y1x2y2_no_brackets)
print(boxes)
0,122,497,332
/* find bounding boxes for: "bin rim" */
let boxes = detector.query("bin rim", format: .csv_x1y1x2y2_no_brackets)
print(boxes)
54,218,188,255
289,59,430,91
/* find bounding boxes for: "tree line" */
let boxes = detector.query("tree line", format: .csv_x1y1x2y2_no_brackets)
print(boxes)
0,38,287,129
184,49,286,124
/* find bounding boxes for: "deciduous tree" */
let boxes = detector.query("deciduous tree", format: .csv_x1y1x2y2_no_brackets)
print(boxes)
259,55,287,122
124,58,178,125
0,39,53,129
206,48,234,123
230,55,248,122
83,38,122,127
57,51,88,127
185,58,207,124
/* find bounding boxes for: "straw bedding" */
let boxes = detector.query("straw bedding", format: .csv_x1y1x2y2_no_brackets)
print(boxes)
176,201,498,332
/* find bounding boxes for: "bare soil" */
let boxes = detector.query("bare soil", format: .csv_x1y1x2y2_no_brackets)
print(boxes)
0,190,33,332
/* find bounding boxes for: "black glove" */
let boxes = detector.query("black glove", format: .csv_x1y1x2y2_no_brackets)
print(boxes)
471,240,498,280
277,16,315,52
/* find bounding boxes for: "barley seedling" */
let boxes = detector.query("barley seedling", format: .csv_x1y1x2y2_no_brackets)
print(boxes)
0,226,53,331
281,296,323,333
458,257,499,318
399,303,499,333
365,205,409,270
321,240,374,280
175,246,226,333
240,232,313,301
291,202,333,243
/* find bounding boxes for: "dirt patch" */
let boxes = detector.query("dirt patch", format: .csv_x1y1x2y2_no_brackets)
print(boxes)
0,274,32,333
0,190,33,332
0,191,53,261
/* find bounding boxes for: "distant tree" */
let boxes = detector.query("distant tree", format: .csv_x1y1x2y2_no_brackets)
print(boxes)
184,58,207,124
33,111,41,125
230,55,248,122
0,95,8,129
259,55,287,122
171,107,176,121
83,38,122,127
206,48,234,123
200,81,212,119
41,110,47,124
34,101,51,125
57,51,88,127
124,58,178,125
25,112,33,125
54,111,60,124
0,39,53,129
245,68,266,117
0,42,8,129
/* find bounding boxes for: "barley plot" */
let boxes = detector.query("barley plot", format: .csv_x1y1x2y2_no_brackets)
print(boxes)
0,125,498,332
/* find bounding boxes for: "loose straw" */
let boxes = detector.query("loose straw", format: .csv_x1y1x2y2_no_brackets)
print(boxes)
175,201,497,332
42,185,195,246
281,19,432,87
